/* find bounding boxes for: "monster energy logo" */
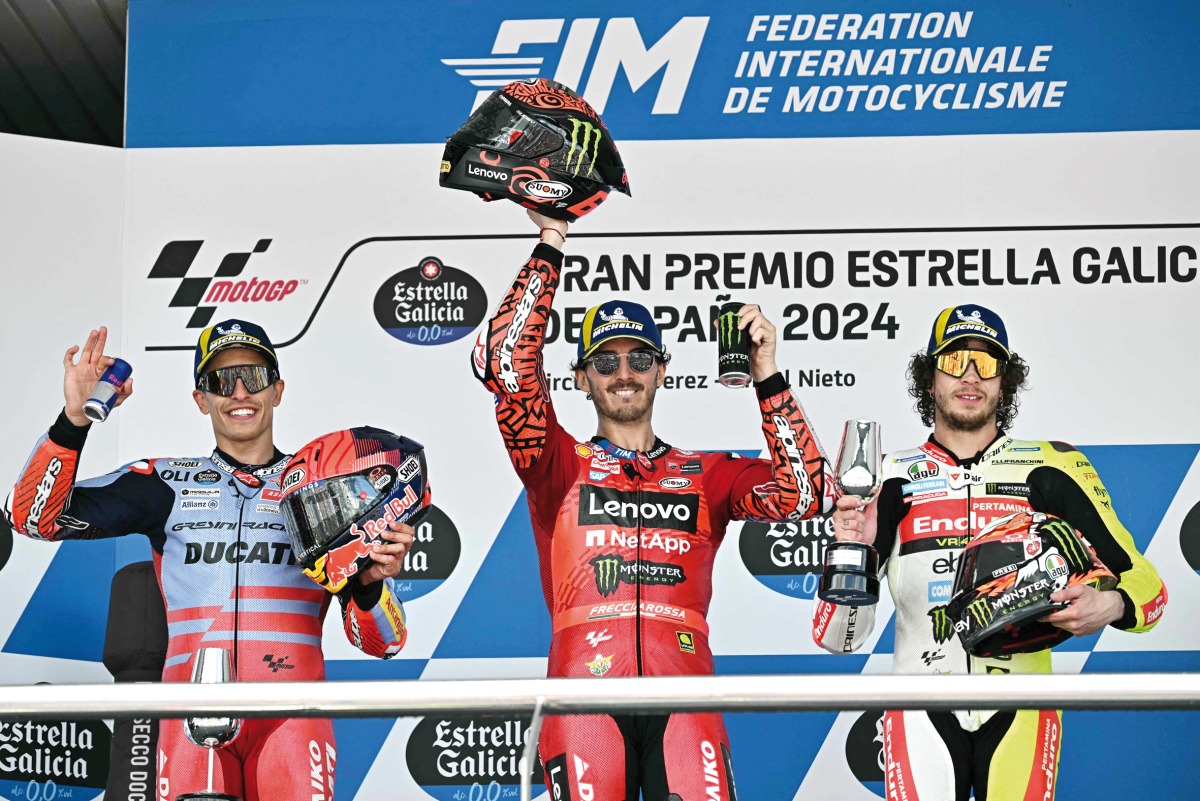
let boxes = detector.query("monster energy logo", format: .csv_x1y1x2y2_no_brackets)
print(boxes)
1038,518,1089,571
567,119,602,178
965,596,993,629
928,604,955,644
718,311,745,351
589,554,686,597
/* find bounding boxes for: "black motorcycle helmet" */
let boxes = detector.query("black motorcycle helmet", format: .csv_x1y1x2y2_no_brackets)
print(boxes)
946,511,1116,657
440,78,631,221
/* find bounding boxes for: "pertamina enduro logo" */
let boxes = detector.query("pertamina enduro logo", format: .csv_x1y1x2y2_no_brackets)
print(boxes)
373,257,488,346
406,715,541,801
443,16,709,113
146,239,307,331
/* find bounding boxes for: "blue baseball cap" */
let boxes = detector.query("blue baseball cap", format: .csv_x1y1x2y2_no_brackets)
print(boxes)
577,300,664,361
927,304,1010,357
194,319,279,382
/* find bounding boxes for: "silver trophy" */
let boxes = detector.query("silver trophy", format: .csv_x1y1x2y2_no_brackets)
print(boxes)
177,648,242,801
818,420,883,606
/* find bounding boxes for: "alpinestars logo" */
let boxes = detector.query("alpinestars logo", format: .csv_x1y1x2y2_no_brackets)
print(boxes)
147,239,305,329
442,17,709,113
590,553,686,597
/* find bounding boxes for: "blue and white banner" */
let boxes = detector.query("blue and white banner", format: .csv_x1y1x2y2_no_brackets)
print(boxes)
127,0,1200,147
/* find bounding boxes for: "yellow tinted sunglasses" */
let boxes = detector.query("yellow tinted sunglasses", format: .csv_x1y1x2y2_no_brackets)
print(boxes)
935,349,1005,379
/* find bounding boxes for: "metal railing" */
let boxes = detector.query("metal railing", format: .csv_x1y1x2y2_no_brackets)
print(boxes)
2,673,1197,800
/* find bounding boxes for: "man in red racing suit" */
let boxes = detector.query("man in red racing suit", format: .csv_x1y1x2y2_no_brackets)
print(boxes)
472,211,832,801
5,322,415,801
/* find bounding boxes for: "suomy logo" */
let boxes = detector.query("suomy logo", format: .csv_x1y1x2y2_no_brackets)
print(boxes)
443,16,709,113
147,240,306,330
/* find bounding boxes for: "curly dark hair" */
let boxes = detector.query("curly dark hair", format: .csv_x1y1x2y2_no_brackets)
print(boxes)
907,350,1030,430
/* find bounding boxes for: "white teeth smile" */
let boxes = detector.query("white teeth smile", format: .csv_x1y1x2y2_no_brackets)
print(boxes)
614,390,636,397
229,409,255,418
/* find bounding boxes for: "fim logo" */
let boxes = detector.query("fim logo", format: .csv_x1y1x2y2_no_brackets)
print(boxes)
147,239,305,329
443,16,709,113
586,653,613,676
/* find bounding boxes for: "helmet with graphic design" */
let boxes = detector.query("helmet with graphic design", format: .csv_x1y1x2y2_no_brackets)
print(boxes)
440,78,631,221
946,511,1116,657
279,426,431,594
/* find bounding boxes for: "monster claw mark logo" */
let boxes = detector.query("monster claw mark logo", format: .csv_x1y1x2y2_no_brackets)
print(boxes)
928,604,955,644
591,554,622,597
147,239,303,329
567,119,602,178
966,596,993,629
717,307,747,353
1039,518,1090,571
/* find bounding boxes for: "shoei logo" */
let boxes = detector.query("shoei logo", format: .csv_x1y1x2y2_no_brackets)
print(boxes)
146,240,308,331
524,179,572,199
282,468,304,493
443,17,709,114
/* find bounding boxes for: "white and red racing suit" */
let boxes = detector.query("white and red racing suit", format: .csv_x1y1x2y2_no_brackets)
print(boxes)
812,435,1167,801
5,413,409,801
473,242,833,801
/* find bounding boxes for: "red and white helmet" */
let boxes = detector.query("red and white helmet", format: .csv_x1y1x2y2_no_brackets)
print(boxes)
280,426,430,593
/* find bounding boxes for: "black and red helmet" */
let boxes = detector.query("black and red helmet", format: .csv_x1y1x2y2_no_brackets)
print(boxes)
440,78,631,221
279,426,431,593
946,511,1116,657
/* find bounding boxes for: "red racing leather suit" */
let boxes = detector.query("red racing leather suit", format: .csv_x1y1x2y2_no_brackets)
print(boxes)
472,243,832,801
5,413,408,801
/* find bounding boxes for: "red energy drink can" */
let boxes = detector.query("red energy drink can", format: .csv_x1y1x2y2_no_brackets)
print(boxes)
83,358,132,422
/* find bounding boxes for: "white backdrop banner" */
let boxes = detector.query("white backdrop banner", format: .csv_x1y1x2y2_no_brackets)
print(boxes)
2,128,1199,799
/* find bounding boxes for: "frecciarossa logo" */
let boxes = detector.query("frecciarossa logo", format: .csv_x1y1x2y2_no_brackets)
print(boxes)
577,486,699,533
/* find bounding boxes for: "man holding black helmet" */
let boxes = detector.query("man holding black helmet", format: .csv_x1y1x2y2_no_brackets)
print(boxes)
813,304,1167,801
4,320,413,801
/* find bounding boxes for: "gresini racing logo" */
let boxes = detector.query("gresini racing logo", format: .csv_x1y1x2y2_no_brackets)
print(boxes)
442,16,709,113
578,486,699,533
590,554,687,597
146,239,306,331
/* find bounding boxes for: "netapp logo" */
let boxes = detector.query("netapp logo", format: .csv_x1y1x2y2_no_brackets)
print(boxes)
577,486,699,533
444,17,709,114
466,161,510,182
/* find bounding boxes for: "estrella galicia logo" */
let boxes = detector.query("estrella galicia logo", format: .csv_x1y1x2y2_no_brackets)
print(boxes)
406,714,541,801
391,505,461,601
0,717,112,800
590,553,686,597
373,257,488,346
441,17,709,114
738,516,835,599
147,239,306,330
845,709,887,797
1179,500,1200,576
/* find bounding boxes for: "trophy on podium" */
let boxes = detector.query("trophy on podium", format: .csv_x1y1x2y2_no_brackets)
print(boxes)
176,647,242,801
818,420,883,606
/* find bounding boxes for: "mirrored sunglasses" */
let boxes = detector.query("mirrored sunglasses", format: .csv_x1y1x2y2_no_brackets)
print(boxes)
586,350,659,376
196,364,280,396
936,349,1005,380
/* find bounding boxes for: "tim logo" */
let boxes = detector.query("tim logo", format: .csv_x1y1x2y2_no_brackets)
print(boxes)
442,16,709,113
147,239,306,329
